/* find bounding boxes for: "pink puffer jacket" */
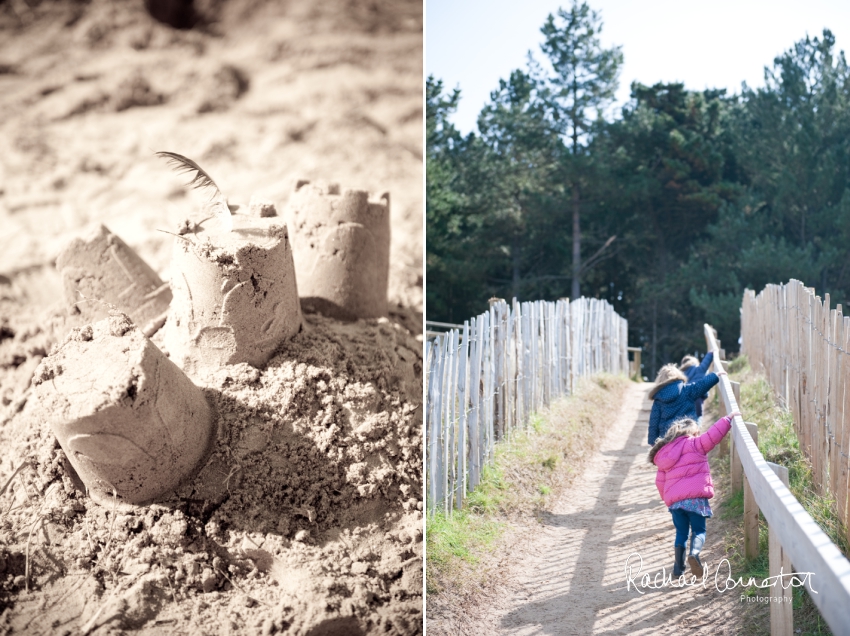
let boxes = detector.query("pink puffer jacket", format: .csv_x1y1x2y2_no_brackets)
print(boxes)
653,416,732,507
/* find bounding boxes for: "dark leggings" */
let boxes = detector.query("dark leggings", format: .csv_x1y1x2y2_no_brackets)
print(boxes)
671,509,706,548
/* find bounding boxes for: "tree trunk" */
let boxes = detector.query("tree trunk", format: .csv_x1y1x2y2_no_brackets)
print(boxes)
570,82,581,300
661,296,670,370
571,184,581,300
651,299,658,379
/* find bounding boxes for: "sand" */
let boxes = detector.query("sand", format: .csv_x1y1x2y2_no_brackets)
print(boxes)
0,0,423,633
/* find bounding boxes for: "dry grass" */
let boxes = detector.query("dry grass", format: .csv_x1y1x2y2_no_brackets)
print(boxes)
426,373,631,634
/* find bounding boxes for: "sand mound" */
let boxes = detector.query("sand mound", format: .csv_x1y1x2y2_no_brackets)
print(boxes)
0,307,422,634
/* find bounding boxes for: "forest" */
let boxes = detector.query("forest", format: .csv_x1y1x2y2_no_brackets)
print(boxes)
427,2,850,377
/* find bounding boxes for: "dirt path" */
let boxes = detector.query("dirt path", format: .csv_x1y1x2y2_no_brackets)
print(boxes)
491,383,742,635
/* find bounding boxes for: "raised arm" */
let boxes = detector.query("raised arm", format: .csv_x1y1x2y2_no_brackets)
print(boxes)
683,372,719,400
648,401,661,445
694,415,733,454
697,351,714,374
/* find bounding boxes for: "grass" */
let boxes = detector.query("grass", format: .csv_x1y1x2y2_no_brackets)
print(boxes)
426,373,630,597
710,354,849,635
731,357,850,558
426,510,502,577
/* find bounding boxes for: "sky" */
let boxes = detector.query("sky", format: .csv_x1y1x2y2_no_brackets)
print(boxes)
426,0,850,135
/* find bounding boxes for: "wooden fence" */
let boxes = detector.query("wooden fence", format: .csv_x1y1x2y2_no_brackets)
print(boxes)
425,297,628,515
741,280,850,541
706,322,850,636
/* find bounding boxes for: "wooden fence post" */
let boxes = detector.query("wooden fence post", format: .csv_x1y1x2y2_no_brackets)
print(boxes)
445,329,458,514
767,461,793,636
731,442,743,493
627,347,642,381
455,321,469,509
828,304,843,520
434,334,446,513
466,317,481,490
426,341,438,515
484,307,495,463
841,314,850,544
504,303,516,435
715,372,735,460
489,298,505,442
743,421,759,560
730,381,743,488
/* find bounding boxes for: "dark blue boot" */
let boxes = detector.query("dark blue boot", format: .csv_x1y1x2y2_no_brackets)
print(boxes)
673,545,686,577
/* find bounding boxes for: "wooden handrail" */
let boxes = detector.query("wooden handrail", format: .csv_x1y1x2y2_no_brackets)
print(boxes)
425,320,464,329
705,324,850,636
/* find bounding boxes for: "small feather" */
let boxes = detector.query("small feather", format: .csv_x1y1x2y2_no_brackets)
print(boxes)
155,151,222,200
210,200,233,233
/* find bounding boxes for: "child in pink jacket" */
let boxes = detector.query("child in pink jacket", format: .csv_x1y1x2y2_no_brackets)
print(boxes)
648,411,740,577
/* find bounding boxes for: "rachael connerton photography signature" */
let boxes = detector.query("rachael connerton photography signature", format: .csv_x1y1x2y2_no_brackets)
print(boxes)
624,553,817,595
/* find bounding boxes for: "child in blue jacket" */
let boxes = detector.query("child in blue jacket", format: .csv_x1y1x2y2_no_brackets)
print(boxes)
648,363,724,445
679,351,714,417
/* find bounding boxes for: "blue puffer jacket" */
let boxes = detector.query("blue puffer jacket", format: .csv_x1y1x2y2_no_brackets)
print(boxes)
648,373,719,444
684,351,714,417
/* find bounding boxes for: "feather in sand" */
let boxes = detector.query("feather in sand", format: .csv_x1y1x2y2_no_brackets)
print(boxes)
209,200,233,233
156,151,233,232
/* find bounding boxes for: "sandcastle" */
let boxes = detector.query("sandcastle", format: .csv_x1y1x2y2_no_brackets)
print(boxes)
30,313,215,505
163,211,302,374
56,224,172,336
286,180,390,320
36,164,392,506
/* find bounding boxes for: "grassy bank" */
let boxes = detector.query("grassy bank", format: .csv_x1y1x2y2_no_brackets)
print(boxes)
709,355,849,635
426,373,630,598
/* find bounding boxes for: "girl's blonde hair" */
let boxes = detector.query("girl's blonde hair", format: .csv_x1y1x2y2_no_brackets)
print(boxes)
648,363,687,399
648,418,700,464
679,355,699,371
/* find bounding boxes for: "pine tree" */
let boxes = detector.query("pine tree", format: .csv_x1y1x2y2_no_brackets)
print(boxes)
538,1,622,299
